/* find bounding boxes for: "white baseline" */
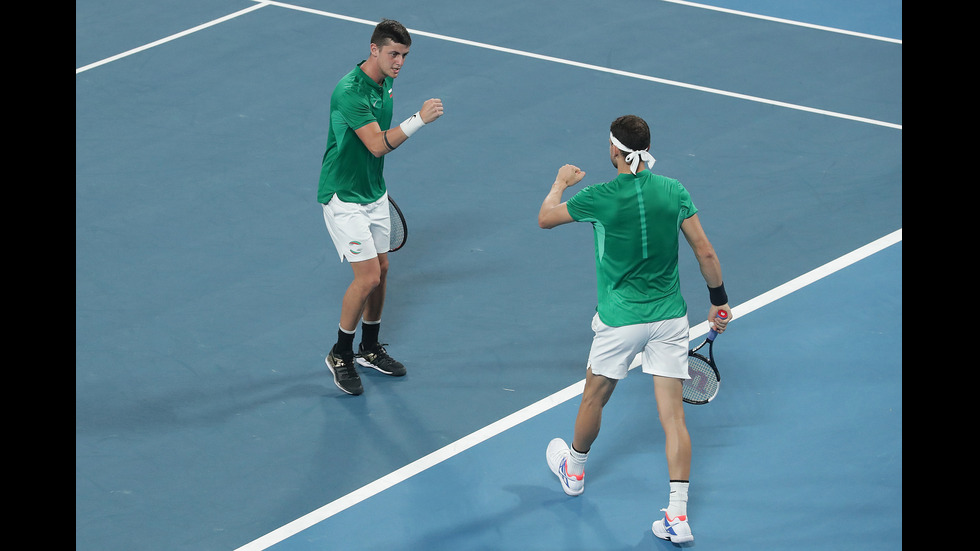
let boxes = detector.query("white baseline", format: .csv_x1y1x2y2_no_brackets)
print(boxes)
260,0,901,130
663,0,902,44
76,0,901,130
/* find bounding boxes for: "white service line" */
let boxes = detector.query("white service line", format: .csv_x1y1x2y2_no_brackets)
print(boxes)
75,1,271,74
234,227,902,551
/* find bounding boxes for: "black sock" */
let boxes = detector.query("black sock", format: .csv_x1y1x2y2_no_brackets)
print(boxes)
360,321,380,350
335,326,355,356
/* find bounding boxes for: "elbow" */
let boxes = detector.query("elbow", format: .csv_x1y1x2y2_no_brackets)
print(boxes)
367,139,389,158
694,244,717,264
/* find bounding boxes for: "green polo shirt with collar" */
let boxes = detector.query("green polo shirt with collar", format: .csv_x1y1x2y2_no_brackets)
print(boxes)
318,61,394,205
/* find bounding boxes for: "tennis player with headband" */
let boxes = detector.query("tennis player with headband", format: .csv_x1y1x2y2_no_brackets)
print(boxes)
318,19,444,396
538,115,731,543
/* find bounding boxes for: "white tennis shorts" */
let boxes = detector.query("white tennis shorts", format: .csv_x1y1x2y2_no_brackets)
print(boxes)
587,313,690,380
322,193,391,262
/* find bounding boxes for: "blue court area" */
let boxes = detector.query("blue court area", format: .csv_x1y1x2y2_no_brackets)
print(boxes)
76,1,901,549
269,242,902,551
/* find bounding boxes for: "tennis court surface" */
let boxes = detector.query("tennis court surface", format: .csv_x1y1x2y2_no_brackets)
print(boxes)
76,1,901,549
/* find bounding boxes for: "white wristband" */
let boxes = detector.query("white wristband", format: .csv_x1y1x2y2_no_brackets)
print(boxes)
399,112,425,138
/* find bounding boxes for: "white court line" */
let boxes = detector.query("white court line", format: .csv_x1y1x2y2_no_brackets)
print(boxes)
234,228,902,551
663,0,902,44
259,0,901,130
76,0,902,130
74,2,271,74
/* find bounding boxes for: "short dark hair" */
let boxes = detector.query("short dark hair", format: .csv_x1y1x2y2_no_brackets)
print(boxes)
610,115,650,151
371,19,412,48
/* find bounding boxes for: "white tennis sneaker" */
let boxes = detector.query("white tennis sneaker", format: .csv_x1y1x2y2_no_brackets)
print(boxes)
546,438,584,496
652,509,694,543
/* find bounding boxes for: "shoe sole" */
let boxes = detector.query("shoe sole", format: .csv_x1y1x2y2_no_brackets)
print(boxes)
652,522,693,543
326,357,363,395
356,357,406,376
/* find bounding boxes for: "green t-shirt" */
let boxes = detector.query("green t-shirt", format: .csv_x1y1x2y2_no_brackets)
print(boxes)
317,61,394,204
566,171,698,326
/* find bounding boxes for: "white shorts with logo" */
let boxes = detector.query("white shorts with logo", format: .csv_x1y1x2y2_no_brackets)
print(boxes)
587,313,690,380
322,193,391,262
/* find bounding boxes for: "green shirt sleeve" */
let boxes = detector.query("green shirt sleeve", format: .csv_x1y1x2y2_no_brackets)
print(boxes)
335,88,376,132
566,185,596,222
676,182,697,225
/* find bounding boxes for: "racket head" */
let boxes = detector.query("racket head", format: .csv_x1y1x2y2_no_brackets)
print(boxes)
683,312,726,405
387,196,407,252
683,349,720,405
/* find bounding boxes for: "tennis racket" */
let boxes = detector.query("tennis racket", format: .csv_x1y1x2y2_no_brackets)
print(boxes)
683,310,728,405
388,196,407,252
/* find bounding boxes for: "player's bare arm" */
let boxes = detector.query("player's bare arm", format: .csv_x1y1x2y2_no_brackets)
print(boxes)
538,164,586,229
680,214,731,331
355,98,444,157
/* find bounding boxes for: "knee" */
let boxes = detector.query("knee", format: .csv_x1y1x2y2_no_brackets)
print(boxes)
353,267,382,291
361,273,382,290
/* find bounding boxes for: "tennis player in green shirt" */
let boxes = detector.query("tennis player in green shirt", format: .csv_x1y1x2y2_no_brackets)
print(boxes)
319,19,443,395
538,115,731,543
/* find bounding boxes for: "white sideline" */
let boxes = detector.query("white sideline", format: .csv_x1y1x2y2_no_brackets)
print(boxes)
75,2,271,74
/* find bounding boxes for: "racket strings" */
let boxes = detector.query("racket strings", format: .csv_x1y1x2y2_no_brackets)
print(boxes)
388,199,406,252
684,355,718,403
389,216,405,249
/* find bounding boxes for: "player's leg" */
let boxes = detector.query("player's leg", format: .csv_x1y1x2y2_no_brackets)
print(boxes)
325,257,381,395
361,252,388,324
653,376,690,481
572,368,617,454
355,251,406,376
651,375,694,542
322,197,381,395
340,257,382,333
640,316,692,481
546,369,615,497
360,195,392,328
547,315,638,496
641,315,694,543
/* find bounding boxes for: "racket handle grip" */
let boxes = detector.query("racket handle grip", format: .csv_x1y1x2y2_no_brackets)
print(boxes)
707,309,728,340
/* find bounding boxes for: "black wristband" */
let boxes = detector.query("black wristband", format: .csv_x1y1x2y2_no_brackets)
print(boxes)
383,130,396,151
708,283,728,306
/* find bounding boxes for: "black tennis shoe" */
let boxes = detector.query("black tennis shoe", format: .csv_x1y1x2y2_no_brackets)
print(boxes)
326,347,363,395
356,343,406,376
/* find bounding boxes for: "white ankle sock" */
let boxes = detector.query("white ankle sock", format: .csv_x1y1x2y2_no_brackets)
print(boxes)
567,445,588,475
667,481,689,518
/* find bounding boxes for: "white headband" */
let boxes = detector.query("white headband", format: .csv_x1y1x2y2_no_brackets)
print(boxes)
610,132,655,175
